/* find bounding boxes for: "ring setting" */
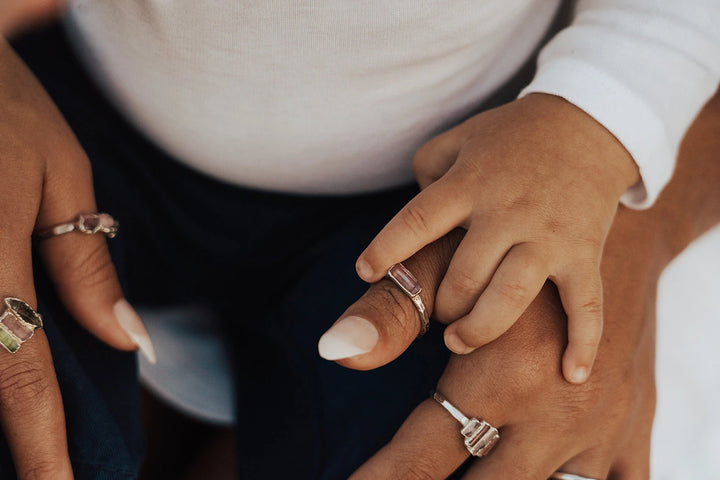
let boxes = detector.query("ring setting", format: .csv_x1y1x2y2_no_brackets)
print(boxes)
386,263,430,336
0,298,43,353
432,391,500,457
35,213,119,239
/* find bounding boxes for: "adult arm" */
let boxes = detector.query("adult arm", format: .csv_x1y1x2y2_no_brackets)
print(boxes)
327,87,720,478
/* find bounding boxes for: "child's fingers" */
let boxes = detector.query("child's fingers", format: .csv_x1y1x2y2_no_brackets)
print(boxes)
443,243,547,354
356,178,472,283
434,225,510,322
556,267,603,384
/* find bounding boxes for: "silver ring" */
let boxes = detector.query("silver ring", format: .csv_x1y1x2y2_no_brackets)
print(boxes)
0,298,43,354
432,391,499,457
550,472,600,480
386,263,429,336
35,213,119,239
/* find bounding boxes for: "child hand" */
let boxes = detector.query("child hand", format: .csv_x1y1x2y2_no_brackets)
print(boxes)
356,93,640,384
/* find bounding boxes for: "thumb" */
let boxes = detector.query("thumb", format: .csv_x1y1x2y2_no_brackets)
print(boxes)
318,230,463,370
35,150,156,364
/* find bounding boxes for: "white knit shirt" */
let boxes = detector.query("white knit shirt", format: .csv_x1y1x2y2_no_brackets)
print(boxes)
64,0,720,207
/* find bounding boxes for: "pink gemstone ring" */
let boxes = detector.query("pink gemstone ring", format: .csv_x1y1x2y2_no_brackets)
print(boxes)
386,263,430,336
0,298,43,354
432,391,500,457
35,213,119,239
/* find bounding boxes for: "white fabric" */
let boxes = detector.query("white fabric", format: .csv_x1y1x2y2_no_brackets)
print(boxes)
64,0,559,194
521,0,720,208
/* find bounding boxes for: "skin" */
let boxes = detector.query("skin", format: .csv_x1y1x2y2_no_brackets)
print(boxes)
5,3,719,478
0,37,140,479
326,88,720,479
356,92,641,384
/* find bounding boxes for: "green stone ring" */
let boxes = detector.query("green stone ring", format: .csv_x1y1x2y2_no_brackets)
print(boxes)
0,298,43,354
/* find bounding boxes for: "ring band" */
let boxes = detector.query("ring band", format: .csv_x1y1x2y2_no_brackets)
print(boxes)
550,472,600,480
0,298,43,353
386,263,430,336
35,213,119,239
432,391,499,457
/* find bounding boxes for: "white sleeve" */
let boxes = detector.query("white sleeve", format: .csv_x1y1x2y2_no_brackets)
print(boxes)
519,0,720,209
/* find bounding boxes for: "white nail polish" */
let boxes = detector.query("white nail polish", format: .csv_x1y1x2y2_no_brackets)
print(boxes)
114,299,158,365
318,316,379,360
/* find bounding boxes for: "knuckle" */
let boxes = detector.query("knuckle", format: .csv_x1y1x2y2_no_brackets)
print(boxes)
0,360,51,407
369,282,419,335
580,299,604,317
61,242,117,290
390,453,439,480
494,279,530,306
22,462,67,480
400,204,431,239
445,270,485,298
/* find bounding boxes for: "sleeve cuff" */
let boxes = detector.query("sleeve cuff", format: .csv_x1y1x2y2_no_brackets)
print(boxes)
519,57,675,209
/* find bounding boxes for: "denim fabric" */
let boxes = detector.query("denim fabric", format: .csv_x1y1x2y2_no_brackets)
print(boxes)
9,24,452,479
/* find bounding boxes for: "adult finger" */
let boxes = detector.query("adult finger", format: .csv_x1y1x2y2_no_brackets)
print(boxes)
556,266,603,384
350,398,498,480
555,448,612,480
412,125,465,189
461,426,572,480
35,132,156,363
443,243,547,355
607,410,653,480
318,231,463,370
434,224,510,323
355,178,472,283
0,236,73,478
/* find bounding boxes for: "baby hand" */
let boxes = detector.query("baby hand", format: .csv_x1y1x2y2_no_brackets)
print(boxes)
356,93,640,384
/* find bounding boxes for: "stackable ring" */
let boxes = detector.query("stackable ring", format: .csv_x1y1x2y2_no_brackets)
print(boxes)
386,263,430,336
35,213,119,239
549,472,599,480
0,298,43,353
432,391,499,457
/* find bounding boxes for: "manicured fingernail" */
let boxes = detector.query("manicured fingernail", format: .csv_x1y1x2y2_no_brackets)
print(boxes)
570,367,589,384
318,316,378,360
355,258,374,281
444,332,475,355
114,299,157,365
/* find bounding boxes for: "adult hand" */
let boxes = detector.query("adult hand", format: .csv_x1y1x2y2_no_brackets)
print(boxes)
355,93,641,384
324,89,720,478
0,39,152,478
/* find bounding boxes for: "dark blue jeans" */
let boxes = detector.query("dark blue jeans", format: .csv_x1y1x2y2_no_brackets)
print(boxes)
8,25,452,479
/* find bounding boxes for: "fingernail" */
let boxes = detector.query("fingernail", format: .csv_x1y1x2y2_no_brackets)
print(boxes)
444,332,475,355
318,316,379,361
114,299,157,365
569,367,589,384
355,258,374,281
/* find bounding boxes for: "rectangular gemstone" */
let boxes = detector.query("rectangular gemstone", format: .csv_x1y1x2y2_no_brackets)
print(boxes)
388,263,422,296
1,312,34,341
0,325,20,353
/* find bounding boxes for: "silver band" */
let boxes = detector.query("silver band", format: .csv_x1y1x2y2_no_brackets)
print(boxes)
35,213,119,239
432,391,499,457
386,263,430,336
550,472,600,480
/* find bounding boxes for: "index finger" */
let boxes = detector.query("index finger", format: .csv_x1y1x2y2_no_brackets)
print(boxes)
0,248,72,478
348,400,469,480
356,178,471,283
0,329,73,479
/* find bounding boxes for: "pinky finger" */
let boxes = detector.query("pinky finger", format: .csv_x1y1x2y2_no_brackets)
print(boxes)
556,267,603,384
